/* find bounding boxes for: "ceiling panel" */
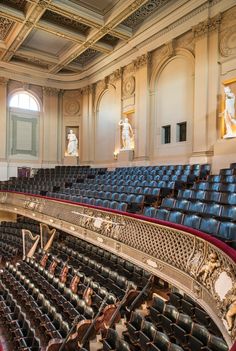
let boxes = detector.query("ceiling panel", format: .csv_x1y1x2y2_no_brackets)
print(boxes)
41,10,91,35
11,55,51,70
99,33,120,47
122,0,171,29
0,0,27,12
73,48,102,66
0,16,15,41
68,0,121,14
21,29,74,57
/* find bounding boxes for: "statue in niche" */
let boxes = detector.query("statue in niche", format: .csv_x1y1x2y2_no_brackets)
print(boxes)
223,86,236,139
67,129,78,156
119,117,134,150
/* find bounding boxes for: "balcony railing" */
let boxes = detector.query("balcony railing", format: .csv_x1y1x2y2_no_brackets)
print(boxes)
0,190,235,348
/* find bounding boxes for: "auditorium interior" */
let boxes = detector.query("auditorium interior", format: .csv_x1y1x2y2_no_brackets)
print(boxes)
0,0,236,350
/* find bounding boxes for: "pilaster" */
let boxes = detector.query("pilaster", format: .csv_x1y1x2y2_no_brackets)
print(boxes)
133,53,150,161
42,87,60,163
191,15,221,161
0,77,8,160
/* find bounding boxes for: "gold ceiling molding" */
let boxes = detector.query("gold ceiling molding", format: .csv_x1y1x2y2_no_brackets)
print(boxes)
1,0,54,62
0,0,233,85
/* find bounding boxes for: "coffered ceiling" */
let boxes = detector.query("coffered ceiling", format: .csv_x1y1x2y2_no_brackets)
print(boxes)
0,0,172,76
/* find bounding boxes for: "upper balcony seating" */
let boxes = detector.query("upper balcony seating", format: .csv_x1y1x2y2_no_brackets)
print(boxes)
142,163,236,248
0,164,210,211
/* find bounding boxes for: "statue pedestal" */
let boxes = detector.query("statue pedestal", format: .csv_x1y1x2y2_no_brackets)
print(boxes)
118,149,134,162
63,156,79,165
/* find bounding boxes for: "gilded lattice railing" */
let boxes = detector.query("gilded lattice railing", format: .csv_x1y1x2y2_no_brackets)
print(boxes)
0,191,235,347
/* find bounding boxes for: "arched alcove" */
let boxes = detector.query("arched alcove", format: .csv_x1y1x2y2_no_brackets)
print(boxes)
151,52,194,161
95,86,120,163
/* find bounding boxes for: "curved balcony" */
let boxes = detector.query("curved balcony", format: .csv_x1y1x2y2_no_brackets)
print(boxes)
0,190,235,349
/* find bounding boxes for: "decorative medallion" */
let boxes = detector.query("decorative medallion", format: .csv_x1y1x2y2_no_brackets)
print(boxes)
64,100,80,115
41,10,90,35
123,76,135,96
220,24,236,57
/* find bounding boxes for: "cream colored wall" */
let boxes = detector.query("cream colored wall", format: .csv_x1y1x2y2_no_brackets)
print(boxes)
0,4,236,177
95,85,120,163
151,53,194,163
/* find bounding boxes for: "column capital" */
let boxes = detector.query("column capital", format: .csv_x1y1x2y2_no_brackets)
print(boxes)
133,53,151,70
43,87,60,96
0,77,9,86
192,13,222,39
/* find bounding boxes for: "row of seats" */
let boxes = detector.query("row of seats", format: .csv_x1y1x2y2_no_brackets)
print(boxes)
124,293,227,351
143,207,235,247
0,282,41,350
63,235,151,287
24,255,117,310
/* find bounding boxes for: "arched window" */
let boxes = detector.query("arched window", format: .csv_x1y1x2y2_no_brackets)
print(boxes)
9,92,40,111
8,91,40,158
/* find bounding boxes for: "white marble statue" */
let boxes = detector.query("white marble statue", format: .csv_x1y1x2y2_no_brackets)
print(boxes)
119,118,134,150
223,86,236,139
67,129,78,156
